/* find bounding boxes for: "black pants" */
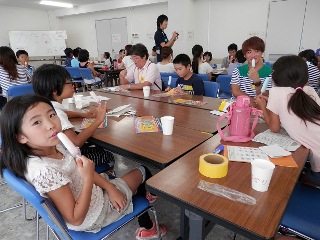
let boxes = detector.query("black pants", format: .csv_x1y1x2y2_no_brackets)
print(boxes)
80,142,115,169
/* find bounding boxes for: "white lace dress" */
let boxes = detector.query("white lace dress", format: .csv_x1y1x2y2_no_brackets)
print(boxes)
25,145,133,232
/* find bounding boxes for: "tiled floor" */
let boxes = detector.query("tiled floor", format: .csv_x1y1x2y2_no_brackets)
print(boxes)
0,154,250,240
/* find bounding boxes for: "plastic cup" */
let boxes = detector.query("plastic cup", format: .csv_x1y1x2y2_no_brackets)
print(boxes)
251,159,275,192
143,86,150,98
74,94,83,109
160,116,174,135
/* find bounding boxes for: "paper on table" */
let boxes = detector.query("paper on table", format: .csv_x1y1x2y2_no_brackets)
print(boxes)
253,129,301,151
83,96,110,102
259,145,291,158
210,110,225,116
224,145,298,167
225,146,269,163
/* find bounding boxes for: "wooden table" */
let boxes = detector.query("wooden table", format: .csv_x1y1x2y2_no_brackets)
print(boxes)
146,124,309,239
96,89,225,111
73,116,212,169
95,91,225,133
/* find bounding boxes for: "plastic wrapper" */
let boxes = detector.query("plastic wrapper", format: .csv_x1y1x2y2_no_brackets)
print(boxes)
197,180,256,205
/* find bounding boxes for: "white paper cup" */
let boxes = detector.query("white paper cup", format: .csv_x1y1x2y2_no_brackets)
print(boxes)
74,95,83,109
161,116,174,135
251,159,275,192
143,86,150,98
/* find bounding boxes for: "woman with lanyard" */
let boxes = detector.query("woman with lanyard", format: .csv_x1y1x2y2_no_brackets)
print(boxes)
154,14,179,63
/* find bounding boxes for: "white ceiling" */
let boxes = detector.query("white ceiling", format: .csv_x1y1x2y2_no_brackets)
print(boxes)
0,0,112,10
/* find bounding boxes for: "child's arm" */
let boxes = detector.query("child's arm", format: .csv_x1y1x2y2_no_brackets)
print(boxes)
64,108,98,119
47,156,94,226
255,95,281,132
93,173,127,212
63,102,107,147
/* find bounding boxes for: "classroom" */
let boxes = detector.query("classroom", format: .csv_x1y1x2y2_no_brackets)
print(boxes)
0,0,319,239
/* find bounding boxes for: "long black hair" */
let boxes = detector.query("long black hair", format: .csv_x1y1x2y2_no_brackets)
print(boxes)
272,55,320,126
298,49,318,66
0,95,54,178
191,44,203,74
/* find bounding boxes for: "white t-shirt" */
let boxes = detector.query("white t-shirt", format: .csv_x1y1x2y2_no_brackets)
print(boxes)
198,62,213,74
267,86,320,172
156,62,175,73
122,56,134,69
125,59,162,90
51,101,74,131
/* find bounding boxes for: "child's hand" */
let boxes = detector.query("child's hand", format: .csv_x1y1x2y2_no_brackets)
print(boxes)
255,95,268,109
248,68,260,83
165,86,171,92
76,156,94,183
108,186,127,212
83,108,97,118
174,86,184,94
95,102,107,123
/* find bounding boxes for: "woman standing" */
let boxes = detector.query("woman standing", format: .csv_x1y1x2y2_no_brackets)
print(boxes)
154,14,178,63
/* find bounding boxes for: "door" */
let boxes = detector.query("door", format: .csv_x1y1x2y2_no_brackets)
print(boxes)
95,17,127,61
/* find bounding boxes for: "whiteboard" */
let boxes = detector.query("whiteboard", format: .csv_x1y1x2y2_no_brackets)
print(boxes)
264,0,306,61
9,30,67,57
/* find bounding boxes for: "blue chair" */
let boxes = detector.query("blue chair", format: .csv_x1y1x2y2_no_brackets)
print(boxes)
263,62,272,68
7,84,34,100
203,81,218,98
280,182,320,240
65,67,85,92
2,168,162,240
79,68,102,89
160,72,179,88
216,75,232,99
197,74,210,81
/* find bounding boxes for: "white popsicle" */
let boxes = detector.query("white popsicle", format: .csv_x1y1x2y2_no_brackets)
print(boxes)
90,91,100,103
251,59,256,68
261,77,270,93
57,132,81,157
168,76,172,87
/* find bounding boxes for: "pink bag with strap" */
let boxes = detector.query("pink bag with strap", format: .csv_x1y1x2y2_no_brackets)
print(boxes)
216,96,262,142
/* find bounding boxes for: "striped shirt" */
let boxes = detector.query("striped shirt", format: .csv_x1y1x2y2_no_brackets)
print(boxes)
231,64,272,97
0,64,31,97
306,61,320,93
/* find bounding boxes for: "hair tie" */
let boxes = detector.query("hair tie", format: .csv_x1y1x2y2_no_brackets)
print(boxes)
295,87,303,92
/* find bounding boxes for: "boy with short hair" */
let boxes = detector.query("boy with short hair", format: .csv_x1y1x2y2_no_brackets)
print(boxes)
172,54,204,95
16,49,34,74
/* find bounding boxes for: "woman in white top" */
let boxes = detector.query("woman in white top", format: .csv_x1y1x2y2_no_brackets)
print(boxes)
156,46,175,73
0,46,31,97
191,44,213,80
118,44,134,71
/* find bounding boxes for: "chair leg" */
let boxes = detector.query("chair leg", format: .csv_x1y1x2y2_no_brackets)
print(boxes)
36,211,40,240
149,206,162,240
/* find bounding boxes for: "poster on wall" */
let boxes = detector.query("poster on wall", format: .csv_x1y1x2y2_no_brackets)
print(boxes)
112,34,121,43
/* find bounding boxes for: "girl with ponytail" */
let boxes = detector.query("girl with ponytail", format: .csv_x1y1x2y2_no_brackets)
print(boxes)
256,55,320,186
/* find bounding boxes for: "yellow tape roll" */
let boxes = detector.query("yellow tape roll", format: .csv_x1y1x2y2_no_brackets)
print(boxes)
199,154,228,178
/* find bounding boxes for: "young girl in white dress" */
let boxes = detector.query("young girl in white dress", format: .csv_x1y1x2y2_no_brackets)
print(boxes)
0,95,167,239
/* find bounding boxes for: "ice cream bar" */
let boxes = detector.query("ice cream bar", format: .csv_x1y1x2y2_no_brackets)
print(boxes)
57,132,81,157
252,59,256,68
168,76,172,87
261,77,270,93
90,91,100,103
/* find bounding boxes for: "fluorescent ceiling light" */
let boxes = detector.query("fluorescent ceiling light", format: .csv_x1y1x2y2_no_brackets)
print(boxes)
39,1,73,8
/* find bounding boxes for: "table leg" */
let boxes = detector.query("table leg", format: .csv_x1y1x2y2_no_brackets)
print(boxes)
179,207,189,239
184,209,215,240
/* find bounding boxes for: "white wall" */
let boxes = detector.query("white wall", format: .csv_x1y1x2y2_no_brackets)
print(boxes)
58,3,168,59
0,6,51,47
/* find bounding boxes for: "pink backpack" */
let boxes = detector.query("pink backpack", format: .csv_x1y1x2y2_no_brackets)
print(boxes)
216,96,262,142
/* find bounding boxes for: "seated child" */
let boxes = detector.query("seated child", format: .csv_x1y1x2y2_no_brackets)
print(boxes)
71,48,80,67
64,48,73,67
167,53,204,95
16,49,34,74
256,55,320,187
32,64,114,170
0,94,167,238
